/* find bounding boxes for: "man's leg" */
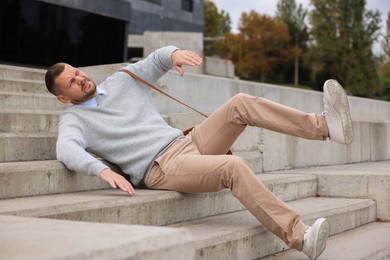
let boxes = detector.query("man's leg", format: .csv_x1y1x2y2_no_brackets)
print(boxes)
190,93,328,155
147,138,307,250
149,83,351,259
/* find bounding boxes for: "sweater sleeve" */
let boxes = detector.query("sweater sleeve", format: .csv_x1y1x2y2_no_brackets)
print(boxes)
122,45,179,85
56,113,108,177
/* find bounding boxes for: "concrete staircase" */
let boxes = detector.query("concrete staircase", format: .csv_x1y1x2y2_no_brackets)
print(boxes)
1,64,390,260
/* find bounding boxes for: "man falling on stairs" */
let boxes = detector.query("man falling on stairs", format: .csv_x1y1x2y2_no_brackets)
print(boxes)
45,46,354,260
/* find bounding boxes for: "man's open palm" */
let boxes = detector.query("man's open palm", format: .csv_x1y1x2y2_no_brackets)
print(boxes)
172,49,203,76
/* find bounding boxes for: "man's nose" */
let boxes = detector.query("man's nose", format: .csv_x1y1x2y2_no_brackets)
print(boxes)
76,76,85,85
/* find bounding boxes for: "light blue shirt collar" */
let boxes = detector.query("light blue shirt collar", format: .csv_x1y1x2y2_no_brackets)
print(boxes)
80,87,106,107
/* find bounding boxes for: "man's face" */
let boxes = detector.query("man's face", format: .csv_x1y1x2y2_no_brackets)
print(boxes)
55,64,97,104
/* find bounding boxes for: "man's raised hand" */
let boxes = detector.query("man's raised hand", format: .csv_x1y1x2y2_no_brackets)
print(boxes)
171,49,203,76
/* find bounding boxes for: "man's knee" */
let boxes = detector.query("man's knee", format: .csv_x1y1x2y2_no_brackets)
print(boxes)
224,155,251,174
231,93,253,103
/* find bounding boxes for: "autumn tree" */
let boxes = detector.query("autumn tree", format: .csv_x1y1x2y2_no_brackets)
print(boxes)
306,0,381,96
233,11,296,82
275,0,310,86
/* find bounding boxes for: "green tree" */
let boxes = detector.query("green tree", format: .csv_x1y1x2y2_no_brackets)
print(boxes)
379,13,390,100
275,0,310,86
306,0,381,96
204,0,231,37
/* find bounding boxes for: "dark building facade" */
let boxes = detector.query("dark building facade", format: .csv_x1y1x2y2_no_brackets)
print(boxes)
0,0,203,67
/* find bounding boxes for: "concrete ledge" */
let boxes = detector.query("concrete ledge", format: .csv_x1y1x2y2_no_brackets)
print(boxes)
261,222,390,260
0,215,195,260
170,197,376,259
0,174,317,226
274,161,390,221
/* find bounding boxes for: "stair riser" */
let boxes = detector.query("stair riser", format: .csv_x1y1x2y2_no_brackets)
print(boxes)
0,67,45,81
317,174,390,221
0,113,59,134
0,136,261,169
0,94,64,111
0,215,195,260
0,79,47,93
0,136,56,162
195,201,376,260
0,161,109,199
1,176,317,225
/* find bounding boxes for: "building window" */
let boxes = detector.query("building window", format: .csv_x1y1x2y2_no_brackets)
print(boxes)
181,0,194,12
143,0,161,4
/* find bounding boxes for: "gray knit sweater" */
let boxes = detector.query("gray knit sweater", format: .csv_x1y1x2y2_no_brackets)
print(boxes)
56,46,183,186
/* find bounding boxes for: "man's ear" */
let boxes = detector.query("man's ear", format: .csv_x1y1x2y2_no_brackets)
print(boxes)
57,95,71,104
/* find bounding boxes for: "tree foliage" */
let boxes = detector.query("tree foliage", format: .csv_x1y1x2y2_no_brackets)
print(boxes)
275,0,309,50
203,0,387,99
379,13,390,100
231,11,297,82
204,0,231,37
306,0,381,96
275,0,310,85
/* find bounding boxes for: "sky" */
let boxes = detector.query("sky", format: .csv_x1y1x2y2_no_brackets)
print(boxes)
212,0,390,55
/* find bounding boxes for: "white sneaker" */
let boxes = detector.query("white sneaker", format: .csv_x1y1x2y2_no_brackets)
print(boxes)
302,218,331,260
323,79,353,144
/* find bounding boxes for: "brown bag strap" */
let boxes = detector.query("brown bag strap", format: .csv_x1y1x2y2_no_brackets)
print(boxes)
119,69,208,118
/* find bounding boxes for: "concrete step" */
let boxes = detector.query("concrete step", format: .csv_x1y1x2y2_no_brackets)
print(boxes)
0,133,57,162
0,126,261,166
168,197,376,260
0,91,65,111
260,221,390,260
0,151,262,198
0,109,60,134
0,64,46,80
0,215,195,260
0,78,47,93
0,174,317,225
0,160,109,199
274,161,390,221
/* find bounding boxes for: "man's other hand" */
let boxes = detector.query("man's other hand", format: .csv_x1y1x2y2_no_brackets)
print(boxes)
99,168,135,195
172,49,203,76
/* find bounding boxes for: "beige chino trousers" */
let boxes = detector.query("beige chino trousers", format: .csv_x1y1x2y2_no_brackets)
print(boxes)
146,93,328,250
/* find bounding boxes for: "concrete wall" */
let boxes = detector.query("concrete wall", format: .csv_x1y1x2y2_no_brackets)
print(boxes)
128,32,236,78
204,57,235,78
82,64,390,123
155,72,390,122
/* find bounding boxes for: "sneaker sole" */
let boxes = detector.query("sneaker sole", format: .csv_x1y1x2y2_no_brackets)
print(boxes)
324,79,354,144
311,218,331,260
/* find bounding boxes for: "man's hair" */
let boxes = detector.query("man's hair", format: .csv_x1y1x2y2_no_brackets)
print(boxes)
45,62,66,95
